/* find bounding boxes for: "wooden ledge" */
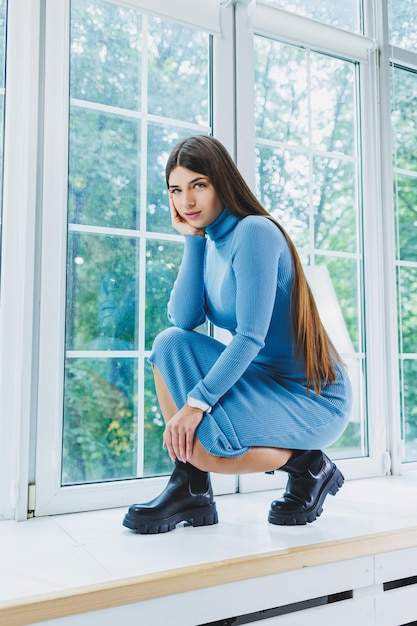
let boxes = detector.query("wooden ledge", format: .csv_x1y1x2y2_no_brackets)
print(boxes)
2,525,417,626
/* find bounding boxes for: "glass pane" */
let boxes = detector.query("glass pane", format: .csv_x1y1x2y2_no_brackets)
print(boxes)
144,360,173,475
392,66,417,462
148,17,210,124
388,0,417,52
62,357,137,484
401,359,417,462
255,37,359,257
64,0,212,485
147,123,207,234
310,54,356,156
398,266,417,354
313,156,357,253
327,356,367,459
145,239,183,350
255,39,308,146
68,106,140,229
394,174,417,262
256,144,310,249
260,0,361,34
391,67,417,173
313,256,360,352
66,233,139,351
70,0,142,110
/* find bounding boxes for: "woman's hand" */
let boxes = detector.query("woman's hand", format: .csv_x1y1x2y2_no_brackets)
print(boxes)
168,193,205,237
163,403,204,463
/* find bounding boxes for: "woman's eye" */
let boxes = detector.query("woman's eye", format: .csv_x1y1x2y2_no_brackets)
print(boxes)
195,183,205,189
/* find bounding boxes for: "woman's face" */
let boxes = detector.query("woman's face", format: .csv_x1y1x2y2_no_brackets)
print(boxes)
168,166,223,229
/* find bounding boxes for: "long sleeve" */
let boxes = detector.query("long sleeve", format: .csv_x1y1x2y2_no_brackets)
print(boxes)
188,217,284,407
168,234,207,329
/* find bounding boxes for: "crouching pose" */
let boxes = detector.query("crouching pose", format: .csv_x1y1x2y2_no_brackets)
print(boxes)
123,135,352,534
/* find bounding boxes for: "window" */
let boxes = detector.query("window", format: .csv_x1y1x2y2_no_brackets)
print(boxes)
389,1,417,462
253,36,366,459
388,0,417,53
64,0,212,485
2,0,416,520
34,0,234,514
36,0,382,513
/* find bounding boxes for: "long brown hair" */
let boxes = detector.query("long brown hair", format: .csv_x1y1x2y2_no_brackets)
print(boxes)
166,135,343,394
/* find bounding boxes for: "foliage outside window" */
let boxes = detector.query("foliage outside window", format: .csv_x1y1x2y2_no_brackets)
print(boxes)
63,0,211,485
388,0,417,53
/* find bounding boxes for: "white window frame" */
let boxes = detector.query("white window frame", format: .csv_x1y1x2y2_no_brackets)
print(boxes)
383,40,417,473
34,0,236,517
234,1,392,491
0,0,42,522
0,0,410,520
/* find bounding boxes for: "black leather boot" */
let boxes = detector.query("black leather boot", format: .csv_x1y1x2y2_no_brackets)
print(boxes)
122,460,218,534
268,450,344,526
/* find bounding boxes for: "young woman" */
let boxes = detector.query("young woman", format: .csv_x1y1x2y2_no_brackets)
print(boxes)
123,135,352,534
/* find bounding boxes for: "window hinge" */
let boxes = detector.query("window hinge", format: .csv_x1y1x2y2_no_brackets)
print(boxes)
231,0,256,11
400,439,406,461
383,451,392,475
375,46,381,69
28,484,36,518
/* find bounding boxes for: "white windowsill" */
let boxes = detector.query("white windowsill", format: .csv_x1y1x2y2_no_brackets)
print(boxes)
1,472,417,623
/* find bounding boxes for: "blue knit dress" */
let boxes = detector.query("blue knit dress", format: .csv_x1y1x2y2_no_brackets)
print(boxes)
149,209,352,457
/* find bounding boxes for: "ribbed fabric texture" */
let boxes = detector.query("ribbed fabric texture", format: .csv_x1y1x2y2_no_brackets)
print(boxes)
149,209,352,457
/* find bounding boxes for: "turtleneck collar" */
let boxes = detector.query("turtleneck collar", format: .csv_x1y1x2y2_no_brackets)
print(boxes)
205,208,240,242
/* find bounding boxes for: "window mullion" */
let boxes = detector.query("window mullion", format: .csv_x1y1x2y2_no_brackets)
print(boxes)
376,3,404,473
212,4,236,158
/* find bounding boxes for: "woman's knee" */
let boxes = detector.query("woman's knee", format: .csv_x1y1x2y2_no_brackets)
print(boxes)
153,325,185,345
151,326,190,357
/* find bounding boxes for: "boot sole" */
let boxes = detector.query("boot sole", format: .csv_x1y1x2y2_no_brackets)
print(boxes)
122,502,219,534
268,465,344,526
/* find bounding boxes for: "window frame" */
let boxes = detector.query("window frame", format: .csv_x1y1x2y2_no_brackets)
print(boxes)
0,0,412,521
234,1,390,491
0,0,42,522
385,40,417,472
33,0,237,517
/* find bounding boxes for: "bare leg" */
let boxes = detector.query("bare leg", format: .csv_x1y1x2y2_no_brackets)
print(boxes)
189,440,292,474
153,366,293,474
153,365,178,421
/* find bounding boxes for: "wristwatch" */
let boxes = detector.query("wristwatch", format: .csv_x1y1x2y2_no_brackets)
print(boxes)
187,395,212,413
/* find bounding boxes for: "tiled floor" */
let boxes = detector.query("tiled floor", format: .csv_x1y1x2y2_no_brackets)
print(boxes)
1,472,417,605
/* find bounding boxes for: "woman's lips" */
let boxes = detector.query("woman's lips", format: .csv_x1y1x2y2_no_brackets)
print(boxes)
185,211,201,219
